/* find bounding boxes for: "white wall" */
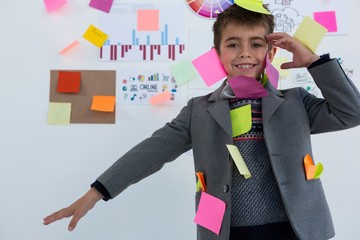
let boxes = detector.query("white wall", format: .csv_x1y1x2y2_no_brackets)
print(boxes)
0,1,359,240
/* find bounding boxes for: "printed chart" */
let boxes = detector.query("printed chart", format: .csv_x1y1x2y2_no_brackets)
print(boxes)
99,3,187,61
186,0,234,19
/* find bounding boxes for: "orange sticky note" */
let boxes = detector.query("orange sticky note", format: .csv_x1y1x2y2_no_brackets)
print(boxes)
304,154,316,180
83,24,108,48
60,40,79,55
57,71,81,93
196,172,206,192
149,90,171,105
91,96,116,112
137,9,159,31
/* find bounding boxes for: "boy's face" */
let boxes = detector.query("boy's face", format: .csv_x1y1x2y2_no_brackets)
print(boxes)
219,23,275,79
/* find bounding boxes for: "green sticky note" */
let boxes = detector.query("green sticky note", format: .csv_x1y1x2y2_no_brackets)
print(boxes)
48,102,71,125
230,104,252,137
170,59,197,86
294,16,327,53
226,144,251,179
314,162,324,179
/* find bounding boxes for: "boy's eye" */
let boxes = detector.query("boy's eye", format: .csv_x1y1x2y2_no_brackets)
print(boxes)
227,43,239,48
252,42,265,48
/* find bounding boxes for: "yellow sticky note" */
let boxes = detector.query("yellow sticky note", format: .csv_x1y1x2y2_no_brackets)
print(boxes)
230,104,252,137
294,16,327,53
83,24,108,48
234,0,270,14
272,57,290,77
48,102,71,125
91,96,116,112
226,145,251,179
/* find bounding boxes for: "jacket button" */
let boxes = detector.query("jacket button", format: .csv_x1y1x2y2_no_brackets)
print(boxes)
223,184,229,193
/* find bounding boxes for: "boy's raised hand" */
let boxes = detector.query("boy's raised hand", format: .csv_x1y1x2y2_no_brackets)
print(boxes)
266,32,320,69
43,188,103,231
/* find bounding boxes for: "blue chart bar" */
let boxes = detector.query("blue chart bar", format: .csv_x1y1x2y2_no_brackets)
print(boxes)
175,37,179,45
147,35,150,45
132,30,136,45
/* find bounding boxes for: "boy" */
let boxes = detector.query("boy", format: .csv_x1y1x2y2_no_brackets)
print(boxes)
43,3,360,240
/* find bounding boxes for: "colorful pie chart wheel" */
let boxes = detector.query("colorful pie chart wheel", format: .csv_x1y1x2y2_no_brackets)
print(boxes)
186,0,234,19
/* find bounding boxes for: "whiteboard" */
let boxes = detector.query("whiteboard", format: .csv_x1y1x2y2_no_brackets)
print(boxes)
0,0,359,239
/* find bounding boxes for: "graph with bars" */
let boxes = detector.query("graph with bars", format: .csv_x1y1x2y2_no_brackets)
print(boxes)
99,3,188,62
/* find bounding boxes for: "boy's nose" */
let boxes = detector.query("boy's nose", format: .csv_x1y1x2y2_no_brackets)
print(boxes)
238,48,251,58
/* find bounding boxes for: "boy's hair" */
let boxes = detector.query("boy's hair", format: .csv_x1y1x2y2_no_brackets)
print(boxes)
213,4,275,54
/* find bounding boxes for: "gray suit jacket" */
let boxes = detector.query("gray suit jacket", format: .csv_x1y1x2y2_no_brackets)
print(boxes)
97,59,360,240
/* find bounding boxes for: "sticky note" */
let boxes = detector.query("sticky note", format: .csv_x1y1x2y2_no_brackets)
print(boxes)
60,40,79,55
48,102,71,125
230,104,252,137
228,75,267,99
137,9,159,31
234,0,270,14
272,57,290,77
83,24,108,48
89,0,113,13
170,59,197,86
314,11,338,33
226,144,251,179
194,192,226,235
266,56,279,89
149,90,172,105
91,96,116,112
196,172,206,192
44,0,67,12
57,71,81,93
304,154,323,180
192,48,227,87
294,16,327,53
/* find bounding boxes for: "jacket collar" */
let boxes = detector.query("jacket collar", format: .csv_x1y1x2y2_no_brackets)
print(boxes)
207,80,285,137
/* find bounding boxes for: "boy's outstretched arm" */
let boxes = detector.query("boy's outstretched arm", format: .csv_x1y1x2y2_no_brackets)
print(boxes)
266,32,320,69
43,188,103,231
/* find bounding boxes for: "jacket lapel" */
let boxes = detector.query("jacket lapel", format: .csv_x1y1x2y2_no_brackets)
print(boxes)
207,82,233,138
262,83,285,124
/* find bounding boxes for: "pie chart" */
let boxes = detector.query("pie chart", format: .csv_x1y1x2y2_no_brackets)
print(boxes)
186,0,234,19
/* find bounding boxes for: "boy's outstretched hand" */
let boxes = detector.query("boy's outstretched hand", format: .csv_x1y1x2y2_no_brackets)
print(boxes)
266,32,320,69
43,188,103,231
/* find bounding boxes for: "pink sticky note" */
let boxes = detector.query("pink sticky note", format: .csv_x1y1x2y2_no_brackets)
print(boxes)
192,48,227,87
44,0,67,12
228,75,267,99
265,56,279,89
89,0,113,13
314,11,338,32
194,192,226,235
149,90,172,105
137,10,159,31
60,40,79,55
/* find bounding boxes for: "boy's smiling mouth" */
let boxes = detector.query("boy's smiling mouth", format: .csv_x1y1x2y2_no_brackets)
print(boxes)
235,64,256,70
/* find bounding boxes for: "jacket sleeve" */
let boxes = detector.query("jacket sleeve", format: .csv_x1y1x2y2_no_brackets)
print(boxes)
95,98,194,199
302,58,360,134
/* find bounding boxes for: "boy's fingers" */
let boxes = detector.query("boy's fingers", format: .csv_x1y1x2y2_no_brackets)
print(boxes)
43,208,74,225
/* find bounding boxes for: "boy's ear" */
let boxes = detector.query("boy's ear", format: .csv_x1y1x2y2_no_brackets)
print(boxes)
267,47,277,62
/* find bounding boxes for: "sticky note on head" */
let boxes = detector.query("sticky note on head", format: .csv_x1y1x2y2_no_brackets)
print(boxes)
234,0,270,14
294,16,328,53
192,48,227,87
83,24,108,48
